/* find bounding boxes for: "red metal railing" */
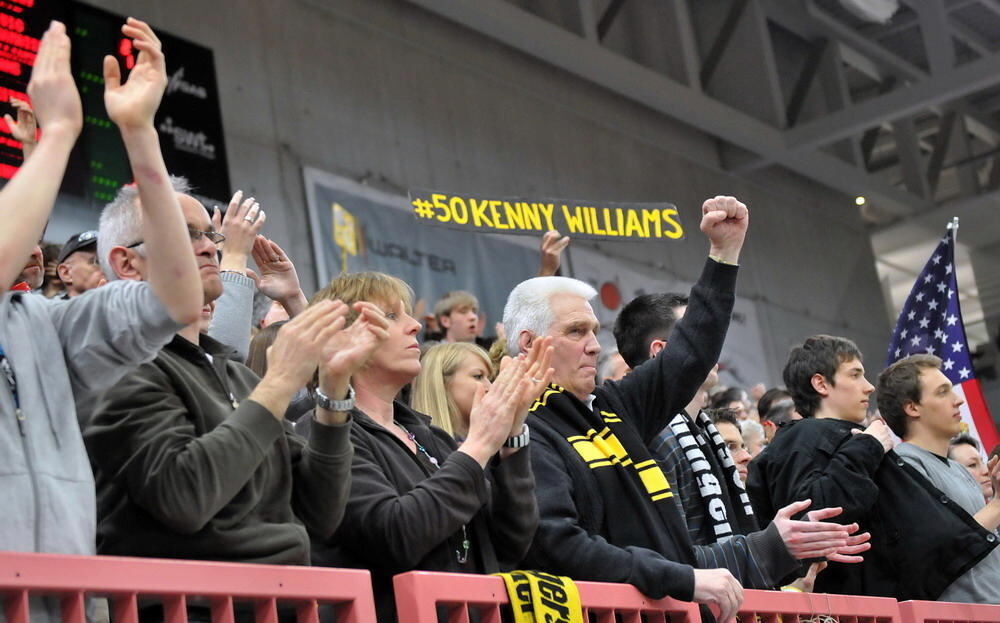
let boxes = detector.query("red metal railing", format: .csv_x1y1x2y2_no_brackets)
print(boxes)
899,600,1000,623
0,552,376,623
5,554,1000,623
393,571,700,623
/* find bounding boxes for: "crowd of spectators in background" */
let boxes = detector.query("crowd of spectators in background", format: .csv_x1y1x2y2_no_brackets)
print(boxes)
3,18,1000,623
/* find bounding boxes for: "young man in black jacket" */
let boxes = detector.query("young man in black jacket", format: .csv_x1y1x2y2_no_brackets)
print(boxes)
747,335,998,600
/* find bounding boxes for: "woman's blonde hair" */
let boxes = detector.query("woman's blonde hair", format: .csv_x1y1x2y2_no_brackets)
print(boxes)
311,271,413,323
411,342,492,437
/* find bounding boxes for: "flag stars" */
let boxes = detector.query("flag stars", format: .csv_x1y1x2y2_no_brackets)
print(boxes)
895,347,902,358
919,317,930,329
952,341,964,353
946,265,953,275
928,300,939,311
924,274,933,284
944,359,955,371
949,289,955,299
901,329,909,339
937,282,947,293
916,292,925,302
959,367,971,379
932,254,942,264
935,329,947,342
911,336,922,347
927,345,936,355
908,310,916,321
947,314,958,326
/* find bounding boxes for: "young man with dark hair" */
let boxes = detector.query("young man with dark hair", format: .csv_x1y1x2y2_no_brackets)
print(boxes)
876,354,1000,603
611,292,687,370
748,337,999,600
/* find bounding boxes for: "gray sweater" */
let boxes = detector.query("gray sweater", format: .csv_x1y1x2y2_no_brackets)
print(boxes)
0,282,182,622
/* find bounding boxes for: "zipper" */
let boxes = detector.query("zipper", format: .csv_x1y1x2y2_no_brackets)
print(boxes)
200,350,239,409
3,389,41,551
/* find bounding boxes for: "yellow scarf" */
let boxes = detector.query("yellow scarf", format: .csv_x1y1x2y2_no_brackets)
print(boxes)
495,571,583,623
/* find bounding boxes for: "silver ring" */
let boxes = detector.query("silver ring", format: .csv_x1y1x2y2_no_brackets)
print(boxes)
532,377,544,383
243,216,255,223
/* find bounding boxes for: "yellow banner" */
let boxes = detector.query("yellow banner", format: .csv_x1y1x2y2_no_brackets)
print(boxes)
409,189,683,241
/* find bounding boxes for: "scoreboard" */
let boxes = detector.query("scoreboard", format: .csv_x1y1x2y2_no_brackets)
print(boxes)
0,0,230,205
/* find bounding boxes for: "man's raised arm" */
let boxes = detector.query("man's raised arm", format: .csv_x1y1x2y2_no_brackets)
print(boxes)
0,23,81,294
103,18,201,325
613,196,749,442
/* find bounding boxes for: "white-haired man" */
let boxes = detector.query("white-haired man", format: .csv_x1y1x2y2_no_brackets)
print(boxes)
504,198,866,622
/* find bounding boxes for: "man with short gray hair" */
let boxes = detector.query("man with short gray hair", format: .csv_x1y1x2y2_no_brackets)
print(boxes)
507,197,761,620
507,197,866,621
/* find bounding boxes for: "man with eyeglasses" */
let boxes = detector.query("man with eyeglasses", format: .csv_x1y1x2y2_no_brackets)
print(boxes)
55,230,106,299
86,173,363,571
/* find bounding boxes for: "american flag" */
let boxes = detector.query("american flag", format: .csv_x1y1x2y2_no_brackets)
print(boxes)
886,220,999,453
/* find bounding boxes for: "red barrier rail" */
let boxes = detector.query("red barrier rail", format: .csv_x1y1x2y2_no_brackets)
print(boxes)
741,589,902,623
900,600,1000,623
393,571,701,623
393,572,915,623
0,552,377,623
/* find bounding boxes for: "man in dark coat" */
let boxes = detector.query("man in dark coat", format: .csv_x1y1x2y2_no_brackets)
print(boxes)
748,335,998,600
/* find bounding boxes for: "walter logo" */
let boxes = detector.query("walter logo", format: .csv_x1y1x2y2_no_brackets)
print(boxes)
158,117,217,160
167,66,208,99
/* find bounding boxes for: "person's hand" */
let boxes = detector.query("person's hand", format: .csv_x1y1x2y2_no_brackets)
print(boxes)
505,336,554,436
461,356,535,465
262,300,349,401
691,568,743,623
700,196,748,265
318,302,390,393
855,419,893,454
787,561,827,593
5,97,38,156
252,236,307,315
214,191,265,273
773,500,871,561
538,230,570,276
25,22,81,141
804,505,872,563
988,455,1000,496
103,18,166,130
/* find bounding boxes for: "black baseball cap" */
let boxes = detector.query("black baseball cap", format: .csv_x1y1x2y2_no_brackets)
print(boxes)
57,230,98,264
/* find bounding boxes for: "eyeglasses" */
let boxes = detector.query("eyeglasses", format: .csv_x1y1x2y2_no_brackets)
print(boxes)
126,226,226,249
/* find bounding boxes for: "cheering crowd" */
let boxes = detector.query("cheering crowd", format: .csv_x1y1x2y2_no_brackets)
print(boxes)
3,18,1000,623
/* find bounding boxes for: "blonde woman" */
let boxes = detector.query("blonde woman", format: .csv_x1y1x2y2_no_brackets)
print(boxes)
307,271,552,623
411,342,493,439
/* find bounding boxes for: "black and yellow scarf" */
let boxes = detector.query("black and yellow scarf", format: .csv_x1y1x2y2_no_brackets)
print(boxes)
496,571,582,623
528,384,697,567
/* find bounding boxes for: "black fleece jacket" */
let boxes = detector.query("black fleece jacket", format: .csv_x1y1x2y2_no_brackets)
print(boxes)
85,334,352,564
312,400,537,623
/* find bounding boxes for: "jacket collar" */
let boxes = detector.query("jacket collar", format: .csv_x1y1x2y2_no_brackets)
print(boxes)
352,399,432,433
166,332,239,362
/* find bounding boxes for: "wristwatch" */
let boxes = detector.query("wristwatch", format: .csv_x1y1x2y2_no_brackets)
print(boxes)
503,423,530,448
314,384,356,412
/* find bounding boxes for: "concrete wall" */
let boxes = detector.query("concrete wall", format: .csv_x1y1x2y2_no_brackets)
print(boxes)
70,0,890,384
